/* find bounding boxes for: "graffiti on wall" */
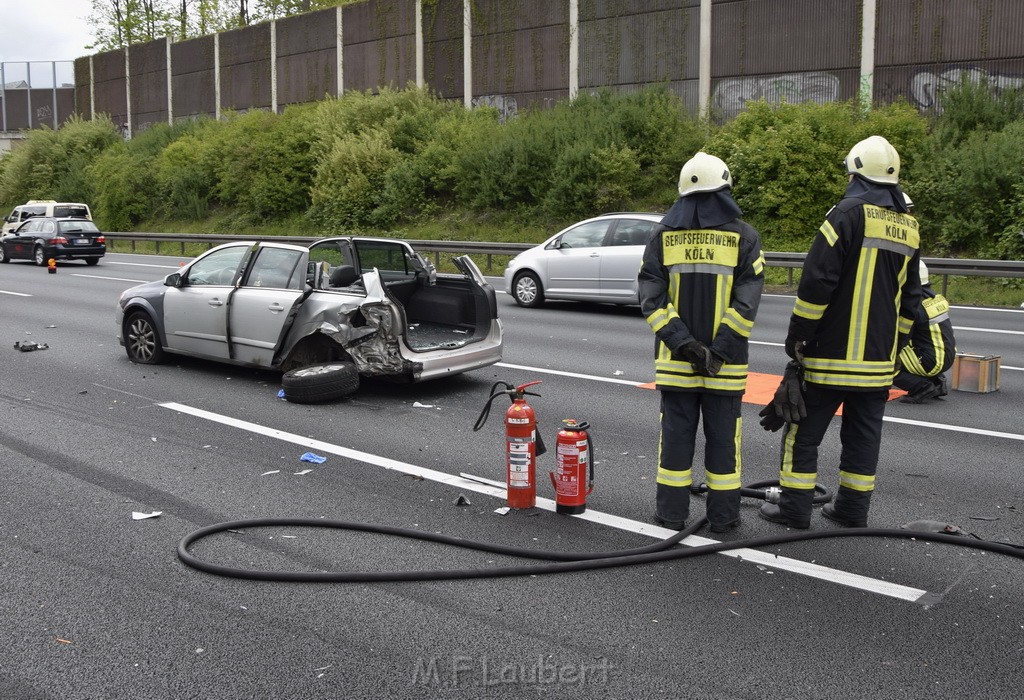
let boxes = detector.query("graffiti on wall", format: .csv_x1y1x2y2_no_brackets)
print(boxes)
911,67,1024,112
711,66,1024,117
471,94,518,122
712,71,840,119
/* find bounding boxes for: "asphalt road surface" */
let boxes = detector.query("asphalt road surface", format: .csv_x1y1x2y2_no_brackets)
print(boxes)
1,253,1022,699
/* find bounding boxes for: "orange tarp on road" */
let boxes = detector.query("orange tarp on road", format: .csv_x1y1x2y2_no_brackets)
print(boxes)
638,372,907,415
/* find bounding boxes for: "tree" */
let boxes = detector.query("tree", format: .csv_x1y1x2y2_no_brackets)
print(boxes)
87,0,176,51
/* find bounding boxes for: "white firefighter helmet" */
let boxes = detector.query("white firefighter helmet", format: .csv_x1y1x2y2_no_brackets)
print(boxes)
845,135,900,185
919,260,930,286
678,152,732,197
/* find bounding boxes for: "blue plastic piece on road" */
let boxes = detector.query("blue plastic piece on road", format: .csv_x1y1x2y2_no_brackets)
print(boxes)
277,389,285,398
300,452,327,464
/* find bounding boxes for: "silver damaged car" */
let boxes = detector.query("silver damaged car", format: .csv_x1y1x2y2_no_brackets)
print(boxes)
116,237,503,403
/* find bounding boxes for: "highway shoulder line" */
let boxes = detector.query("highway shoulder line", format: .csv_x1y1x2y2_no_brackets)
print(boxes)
161,400,930,604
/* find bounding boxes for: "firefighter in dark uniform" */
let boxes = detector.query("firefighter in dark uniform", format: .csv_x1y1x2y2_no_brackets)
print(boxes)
639,152,765,533
759,135,922,529
895,260,957,403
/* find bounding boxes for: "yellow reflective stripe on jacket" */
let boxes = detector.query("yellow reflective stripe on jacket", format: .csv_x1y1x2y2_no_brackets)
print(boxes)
752,251,765,275
839,470,875,492
819,220,839,246
897,315,913,335
802,370,894,388
646,306,679,333
657,466,693,487
722,308,754,338
793,297,827,320
846,246,876,361
655,359,749,392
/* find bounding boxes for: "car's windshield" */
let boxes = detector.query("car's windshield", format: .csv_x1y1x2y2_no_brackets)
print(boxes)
54,205,90,218
58,221,100,234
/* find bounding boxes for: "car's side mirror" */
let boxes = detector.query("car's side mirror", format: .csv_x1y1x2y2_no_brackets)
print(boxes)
165,272,182,287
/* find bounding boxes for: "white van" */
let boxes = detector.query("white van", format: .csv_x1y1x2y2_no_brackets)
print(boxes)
2,200,93,235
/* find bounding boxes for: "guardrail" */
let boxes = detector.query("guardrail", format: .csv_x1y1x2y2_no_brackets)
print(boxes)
105,232,1024,295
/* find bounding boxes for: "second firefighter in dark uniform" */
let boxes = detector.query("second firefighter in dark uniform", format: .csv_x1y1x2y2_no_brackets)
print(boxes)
639,152,765,533
759,135,922,529
895,259,956,403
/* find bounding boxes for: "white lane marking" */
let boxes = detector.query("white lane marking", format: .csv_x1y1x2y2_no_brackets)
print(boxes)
71,274,150,283
0,289,31,297
883,416,1024,441
765,292,1024,315
103,260,181,269
953,325,1024,335
496,362,643,387
159,401,929,603
498,361,1024,438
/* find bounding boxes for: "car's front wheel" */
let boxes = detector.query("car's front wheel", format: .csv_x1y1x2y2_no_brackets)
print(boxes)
124,310,167,364
34,245,47,266
282,362,360,404
512,271,544,308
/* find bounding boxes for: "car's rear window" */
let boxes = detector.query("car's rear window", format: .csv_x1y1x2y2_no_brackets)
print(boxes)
54,205,90,218
58,221,100,234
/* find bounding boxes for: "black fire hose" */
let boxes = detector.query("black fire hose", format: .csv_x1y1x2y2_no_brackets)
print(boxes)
177,481,1024,583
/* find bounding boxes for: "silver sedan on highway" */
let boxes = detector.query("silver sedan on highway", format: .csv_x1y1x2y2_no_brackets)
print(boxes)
116,237,503,403
503,212,662,307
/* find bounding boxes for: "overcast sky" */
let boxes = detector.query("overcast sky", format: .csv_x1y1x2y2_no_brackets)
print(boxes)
1,0,93,62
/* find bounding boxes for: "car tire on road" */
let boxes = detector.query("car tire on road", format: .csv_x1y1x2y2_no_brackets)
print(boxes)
34,246,47,266
86,258,100,266
282,362,360,404
0,244,8,263
124,310,167,365
512,271,544,308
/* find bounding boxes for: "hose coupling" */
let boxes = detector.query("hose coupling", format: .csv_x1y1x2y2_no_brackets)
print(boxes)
764,486,782,504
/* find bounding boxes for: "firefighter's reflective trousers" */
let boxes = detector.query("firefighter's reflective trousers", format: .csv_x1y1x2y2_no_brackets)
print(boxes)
776,383,888,524
656,391,742,527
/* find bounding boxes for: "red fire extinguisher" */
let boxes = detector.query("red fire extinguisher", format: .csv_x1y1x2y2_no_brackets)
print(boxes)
549,419,594,514
473,380,546,509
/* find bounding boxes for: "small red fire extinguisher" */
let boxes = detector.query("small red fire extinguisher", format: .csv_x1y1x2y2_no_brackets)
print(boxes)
549,419,594,514
473,380,546,509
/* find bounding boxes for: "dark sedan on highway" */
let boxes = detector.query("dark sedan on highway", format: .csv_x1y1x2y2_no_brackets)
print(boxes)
0,216,106,266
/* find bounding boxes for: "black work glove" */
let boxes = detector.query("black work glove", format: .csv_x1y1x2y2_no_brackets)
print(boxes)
676,341,723,377
785,337,807,363
758,404,786,432
771,360,807,424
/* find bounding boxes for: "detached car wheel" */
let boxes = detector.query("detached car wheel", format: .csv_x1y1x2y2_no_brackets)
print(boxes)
282,362,360,404
513,271,544,308
124,310,167,364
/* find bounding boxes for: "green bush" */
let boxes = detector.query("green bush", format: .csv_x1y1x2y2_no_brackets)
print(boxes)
309,128,402,231
909,121,1024,257
207,106,317,221
0,116,121,208
705,99,928,250
87,144,158,231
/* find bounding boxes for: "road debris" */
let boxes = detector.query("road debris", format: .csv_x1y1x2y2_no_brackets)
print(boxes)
14,341,49,352
131,511,162,520
300,452,327,464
